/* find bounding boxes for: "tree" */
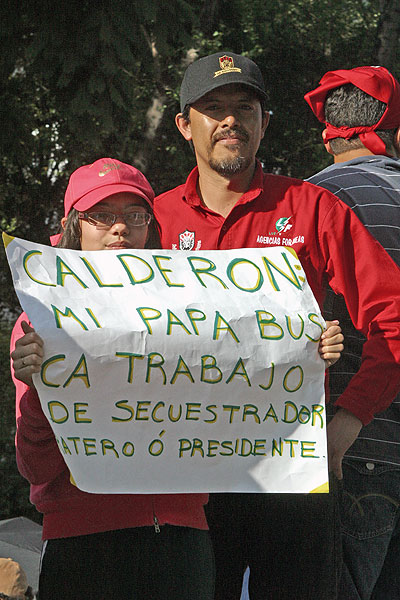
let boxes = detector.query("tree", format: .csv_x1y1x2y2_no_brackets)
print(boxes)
0,0,197,316
376,0,400,71
0,324,40,523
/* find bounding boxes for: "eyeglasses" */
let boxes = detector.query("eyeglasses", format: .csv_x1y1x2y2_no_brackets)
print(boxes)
78,211,153,228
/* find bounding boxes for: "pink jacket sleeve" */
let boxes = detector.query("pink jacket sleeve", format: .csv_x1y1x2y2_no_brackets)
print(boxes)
11,313,67,485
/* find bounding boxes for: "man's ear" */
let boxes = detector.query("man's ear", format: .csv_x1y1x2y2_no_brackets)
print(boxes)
260,111,270,139
61,216,68,229
175,112,192,141
322,129,334,155
394,126,400,155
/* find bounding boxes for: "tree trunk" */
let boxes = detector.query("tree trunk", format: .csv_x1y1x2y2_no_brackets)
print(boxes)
376,0,400,71
132,28,167,173
200,0,220,37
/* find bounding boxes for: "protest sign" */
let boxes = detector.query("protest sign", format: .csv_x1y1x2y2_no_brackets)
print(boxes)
4,233,328,494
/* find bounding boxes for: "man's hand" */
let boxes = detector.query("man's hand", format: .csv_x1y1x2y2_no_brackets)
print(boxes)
319,320,344,368
327,408,362,479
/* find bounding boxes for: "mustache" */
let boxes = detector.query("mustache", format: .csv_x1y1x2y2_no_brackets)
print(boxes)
212,128,249,146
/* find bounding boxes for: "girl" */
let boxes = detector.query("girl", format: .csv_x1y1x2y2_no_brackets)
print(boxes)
10,158,214,600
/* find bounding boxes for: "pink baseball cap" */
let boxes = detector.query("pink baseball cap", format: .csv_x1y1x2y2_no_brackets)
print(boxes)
63,157,155,217
304,66,400,156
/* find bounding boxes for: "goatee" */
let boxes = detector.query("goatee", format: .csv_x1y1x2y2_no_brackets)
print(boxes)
209,155,251,177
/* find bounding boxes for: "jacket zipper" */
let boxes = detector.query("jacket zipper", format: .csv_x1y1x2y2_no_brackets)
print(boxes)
153,514,160,533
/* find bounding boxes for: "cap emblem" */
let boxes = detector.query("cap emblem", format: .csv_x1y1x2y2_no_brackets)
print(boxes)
214,55,242,78
98,162,121,177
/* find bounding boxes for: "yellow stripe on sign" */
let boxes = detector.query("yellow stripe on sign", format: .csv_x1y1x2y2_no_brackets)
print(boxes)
2,232,15,249
310,481,329,494
285,247,305,282
285,247,298,259
70,472,77,487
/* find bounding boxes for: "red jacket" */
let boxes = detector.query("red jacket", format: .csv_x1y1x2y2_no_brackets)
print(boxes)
11,314,208,540
154,163,400,425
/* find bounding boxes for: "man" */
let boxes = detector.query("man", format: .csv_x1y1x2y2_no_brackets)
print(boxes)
153,52,400,599
305,66,400,600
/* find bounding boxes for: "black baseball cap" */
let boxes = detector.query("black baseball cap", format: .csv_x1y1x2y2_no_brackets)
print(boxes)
180,51,267,111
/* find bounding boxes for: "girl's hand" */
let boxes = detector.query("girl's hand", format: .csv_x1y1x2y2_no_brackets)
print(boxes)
319,320,344,368
11,321,44,388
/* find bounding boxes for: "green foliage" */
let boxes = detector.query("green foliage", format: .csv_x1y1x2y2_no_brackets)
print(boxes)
0,0,398,310
0,324,39,522
0,325,14,443
231,0,383,176
0,436,40,524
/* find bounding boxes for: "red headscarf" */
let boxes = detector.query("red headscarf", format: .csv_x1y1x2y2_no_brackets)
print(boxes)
304,66,400,156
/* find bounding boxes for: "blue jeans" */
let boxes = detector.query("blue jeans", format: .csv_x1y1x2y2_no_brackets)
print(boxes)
339,459,400,600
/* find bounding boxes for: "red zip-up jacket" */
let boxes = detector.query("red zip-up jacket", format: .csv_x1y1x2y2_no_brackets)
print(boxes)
154,163,400,424
11,314,208,540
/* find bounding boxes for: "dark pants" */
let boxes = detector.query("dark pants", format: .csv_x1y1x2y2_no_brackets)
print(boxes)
206,485,341,600
39,525,215,600
339,460,400,600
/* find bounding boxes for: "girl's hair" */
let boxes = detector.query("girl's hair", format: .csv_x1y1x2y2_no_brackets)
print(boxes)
56,209,81,249
56,206,161,250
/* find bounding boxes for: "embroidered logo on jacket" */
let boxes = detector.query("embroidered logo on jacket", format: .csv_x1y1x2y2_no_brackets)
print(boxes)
179,230,195,250
275,216,293,233
256,215,304,247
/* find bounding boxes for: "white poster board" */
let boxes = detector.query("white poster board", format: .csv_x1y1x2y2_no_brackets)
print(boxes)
4,233,328,494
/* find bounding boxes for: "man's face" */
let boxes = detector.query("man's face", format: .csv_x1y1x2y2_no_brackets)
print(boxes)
177,84,268,177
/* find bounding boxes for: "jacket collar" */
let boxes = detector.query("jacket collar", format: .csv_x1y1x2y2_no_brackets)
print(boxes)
182,161,264,209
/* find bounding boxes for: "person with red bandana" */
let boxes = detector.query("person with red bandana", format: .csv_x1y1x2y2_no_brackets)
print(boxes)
305,66,400,600
153,52,400,599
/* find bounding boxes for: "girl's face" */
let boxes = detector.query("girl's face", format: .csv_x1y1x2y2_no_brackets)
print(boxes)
64,192,151,251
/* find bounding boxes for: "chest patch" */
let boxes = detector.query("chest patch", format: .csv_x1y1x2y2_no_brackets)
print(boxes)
179,230,195,250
